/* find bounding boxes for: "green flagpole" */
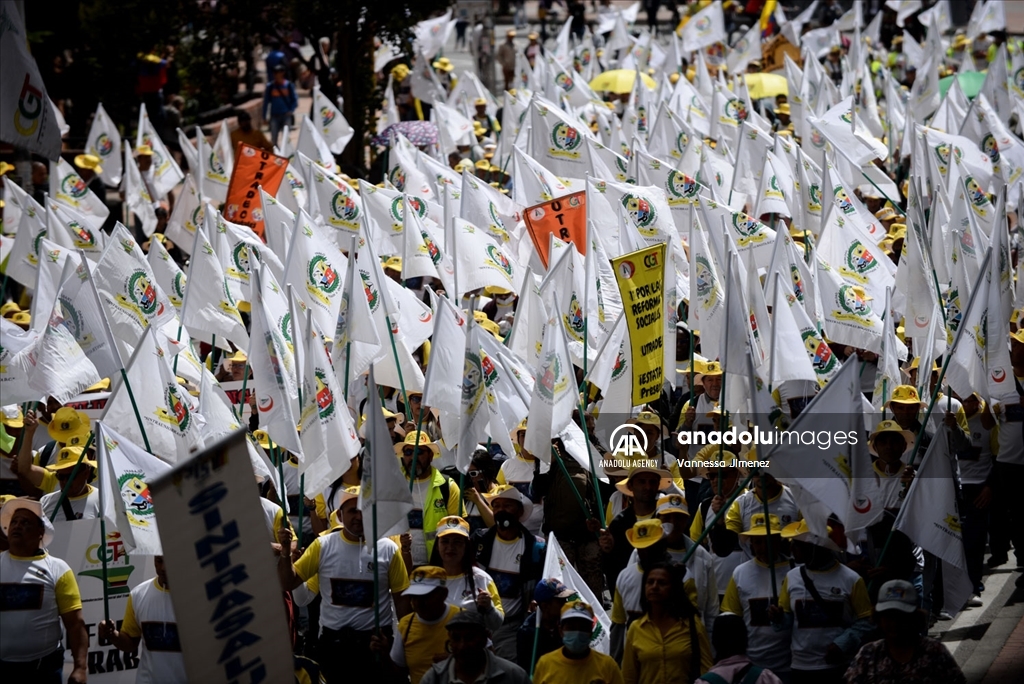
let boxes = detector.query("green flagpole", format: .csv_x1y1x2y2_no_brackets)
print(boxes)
120,367,152,453
234,362,251,422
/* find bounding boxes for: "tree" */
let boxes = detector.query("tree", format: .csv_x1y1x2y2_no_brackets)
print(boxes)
290,0,449,174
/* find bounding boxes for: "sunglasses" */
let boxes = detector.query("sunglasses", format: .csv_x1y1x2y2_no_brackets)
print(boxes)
468,470,482,478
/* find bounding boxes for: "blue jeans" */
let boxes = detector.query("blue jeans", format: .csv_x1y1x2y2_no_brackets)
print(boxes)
269,113,291,148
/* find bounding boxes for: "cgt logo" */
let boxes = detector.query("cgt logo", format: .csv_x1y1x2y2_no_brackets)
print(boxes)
14,73,45,136
609,424,648,458
644,252,660,268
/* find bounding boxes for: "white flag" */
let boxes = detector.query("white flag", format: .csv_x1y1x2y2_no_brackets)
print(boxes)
147,235,187,310
0,3,61,159
136,104,184,199
101,326,202,462
531,99,591,179
248,259,302,455
95,223,175,344
542,533,612,654
297,312,359,496
58,256,123,380
86,103,122,186
284,209,347,338
97,421,172,555
20,295,100,405
164,174,203,250
312,86,354,155
453,218,520,300
523,311,576,462
358,366,414,541
49,157,110,231
181,224,249,350
306,158,364,235
726,23,761,74
769,358,874,530
679,1,726,54
122,142,158,238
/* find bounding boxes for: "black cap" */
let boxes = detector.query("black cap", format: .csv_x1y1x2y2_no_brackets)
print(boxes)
445,610,487,630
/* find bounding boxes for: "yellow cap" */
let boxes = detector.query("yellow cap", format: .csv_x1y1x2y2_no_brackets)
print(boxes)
656,493,689,517
475,159,491,170
1,405,24,428
435,515,470,538
384,256,403,272
136,144,153,156
626,519,665,548
869,419,915,445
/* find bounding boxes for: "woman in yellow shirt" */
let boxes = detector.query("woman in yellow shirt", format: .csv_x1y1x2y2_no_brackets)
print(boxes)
622,562,713,684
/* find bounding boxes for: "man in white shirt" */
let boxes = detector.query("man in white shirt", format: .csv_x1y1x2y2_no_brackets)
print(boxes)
99,555,185,684
40,447,100,521
0,498,88,682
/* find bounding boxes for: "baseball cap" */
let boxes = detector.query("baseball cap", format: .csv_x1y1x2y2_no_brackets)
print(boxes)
404,566,448,596
560,600,596,623
446,610,487,630
534,578,574,603
435,516,470,538
626,519,666,549
656,493,689,517
875,579,918,613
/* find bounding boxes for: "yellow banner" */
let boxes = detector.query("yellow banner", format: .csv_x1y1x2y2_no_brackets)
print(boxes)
611,244,666,406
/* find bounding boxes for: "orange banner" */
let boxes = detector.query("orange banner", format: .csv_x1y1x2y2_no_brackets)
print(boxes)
523,191,587,268
223,143,288,238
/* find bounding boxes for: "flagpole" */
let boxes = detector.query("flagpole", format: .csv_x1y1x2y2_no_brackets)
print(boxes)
234,362,251,421
120,367,152,453
92,424,111,622
726,121,746,207
679,470,758,566
759,468,778,601
173,215,205,375
716,245,734,492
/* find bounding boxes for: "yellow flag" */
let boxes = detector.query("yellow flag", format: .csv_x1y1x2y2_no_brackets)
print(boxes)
611,244,666,406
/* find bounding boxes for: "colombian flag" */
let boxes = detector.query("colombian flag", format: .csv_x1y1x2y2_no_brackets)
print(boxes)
760,0,779,38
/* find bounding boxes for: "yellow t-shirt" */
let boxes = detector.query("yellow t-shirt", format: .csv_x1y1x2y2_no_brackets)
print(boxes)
392,604,460,684
622,614,713,684
533,648,625,684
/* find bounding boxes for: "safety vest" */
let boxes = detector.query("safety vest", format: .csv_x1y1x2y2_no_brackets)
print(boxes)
421,467,454,560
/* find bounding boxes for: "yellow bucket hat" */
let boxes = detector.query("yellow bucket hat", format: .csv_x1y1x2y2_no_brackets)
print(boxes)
48,408,90,443
886,384,925,408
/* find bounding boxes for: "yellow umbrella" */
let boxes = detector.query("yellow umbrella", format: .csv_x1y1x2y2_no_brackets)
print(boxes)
588,69,658,94
743,72,788,100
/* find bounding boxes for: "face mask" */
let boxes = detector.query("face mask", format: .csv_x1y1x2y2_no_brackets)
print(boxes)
661,522,674,536
562,631,591,655
493,511,518,529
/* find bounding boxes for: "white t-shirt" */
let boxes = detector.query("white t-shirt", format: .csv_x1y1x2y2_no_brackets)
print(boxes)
121,578,186,684
41,485,101,521
295,531,406,631
0,551,81,661
410,478,432,567
722,558,793,673
993,386,1024,465
780,563,872,671
960,411,995,485
484,534,525,617
445,566,504,631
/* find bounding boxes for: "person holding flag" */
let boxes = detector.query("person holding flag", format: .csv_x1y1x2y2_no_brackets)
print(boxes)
98,555,185,684
720,514,793,679
397,432,461,570
534,600,625,684
276,484,412,683
39,444,99,521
